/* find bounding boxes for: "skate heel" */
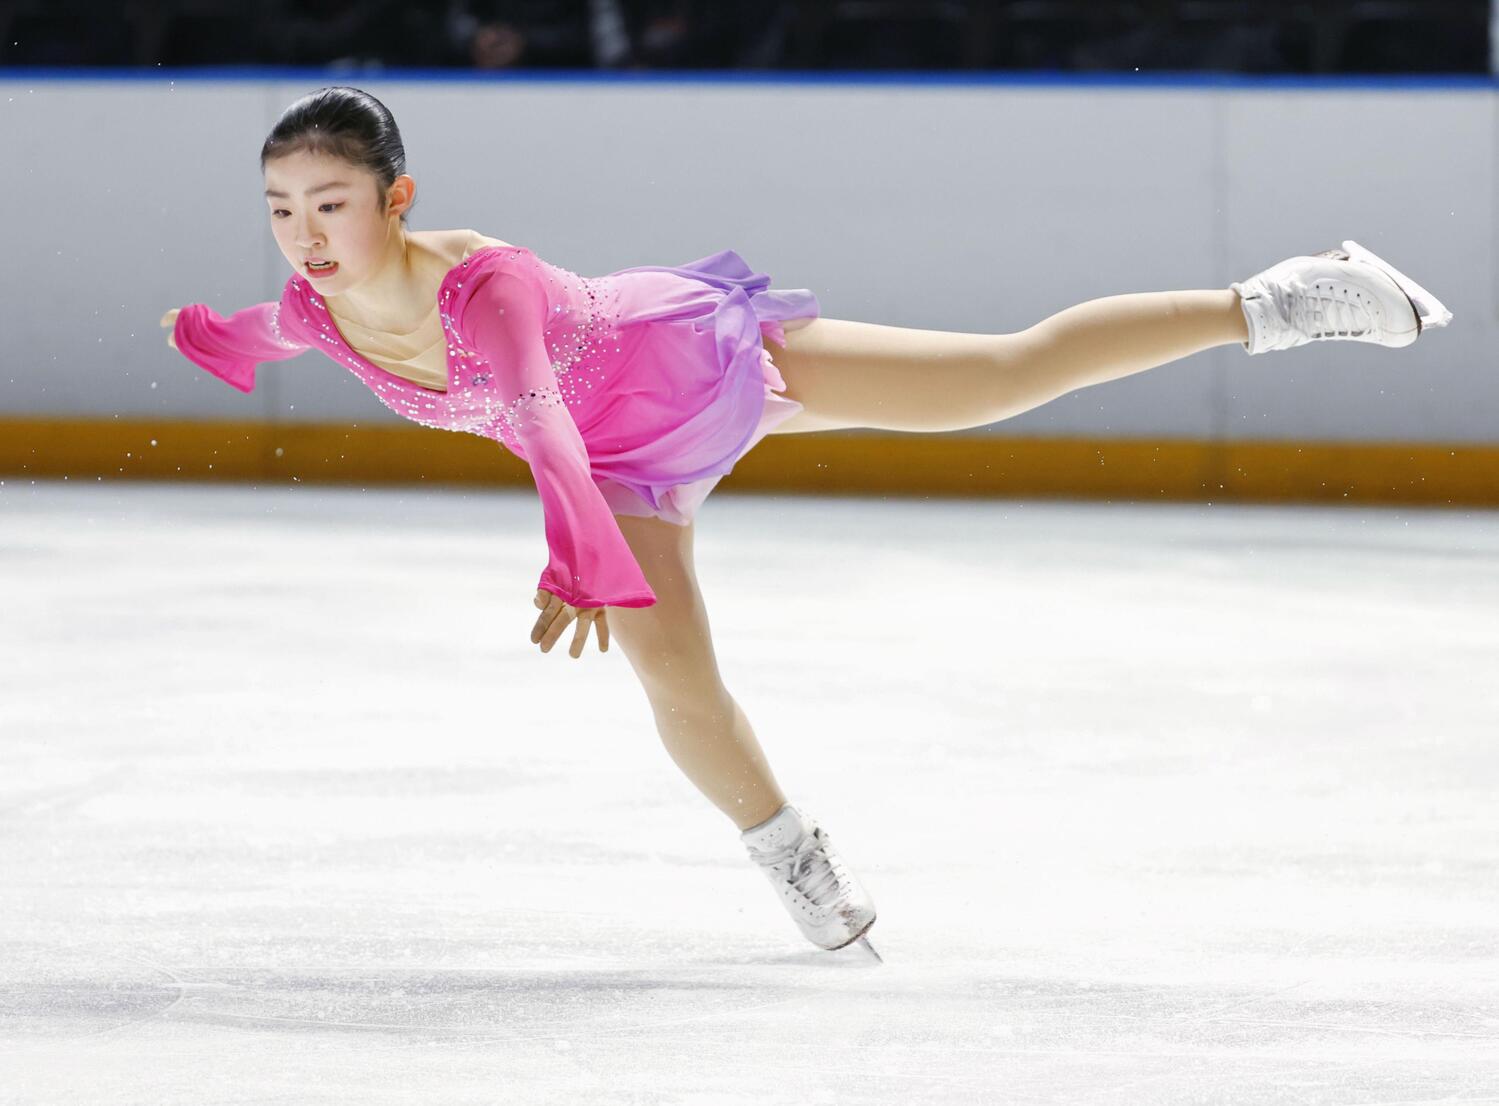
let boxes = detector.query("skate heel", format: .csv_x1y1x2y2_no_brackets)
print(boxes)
1341,239,1453,333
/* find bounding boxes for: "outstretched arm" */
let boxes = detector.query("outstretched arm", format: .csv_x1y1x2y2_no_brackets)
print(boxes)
463,265,658,611
163,300,309,393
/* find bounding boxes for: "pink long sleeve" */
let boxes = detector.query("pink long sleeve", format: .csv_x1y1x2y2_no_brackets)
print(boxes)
461,262,657,610
173,300,309,393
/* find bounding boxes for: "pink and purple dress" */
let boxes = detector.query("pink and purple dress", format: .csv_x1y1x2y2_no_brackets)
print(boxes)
172,245,819,610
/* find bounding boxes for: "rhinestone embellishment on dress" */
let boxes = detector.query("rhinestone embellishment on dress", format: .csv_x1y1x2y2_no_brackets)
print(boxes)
268,301,300,349
292,248,625,447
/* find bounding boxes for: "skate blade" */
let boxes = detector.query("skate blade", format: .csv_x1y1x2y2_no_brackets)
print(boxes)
825,916,882,960
1342,239,1454,332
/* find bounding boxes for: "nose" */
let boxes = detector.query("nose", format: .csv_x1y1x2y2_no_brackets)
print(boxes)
294,220,325,251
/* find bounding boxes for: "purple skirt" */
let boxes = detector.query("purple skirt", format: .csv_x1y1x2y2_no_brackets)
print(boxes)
583,248,820,526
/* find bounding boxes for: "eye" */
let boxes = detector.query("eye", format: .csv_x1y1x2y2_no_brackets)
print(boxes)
271,203,343,218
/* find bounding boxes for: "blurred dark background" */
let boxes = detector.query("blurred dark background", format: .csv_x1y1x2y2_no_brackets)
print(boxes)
0,0,1490,74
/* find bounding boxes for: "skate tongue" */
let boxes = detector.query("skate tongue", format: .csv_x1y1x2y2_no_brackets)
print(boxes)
740,803,812,855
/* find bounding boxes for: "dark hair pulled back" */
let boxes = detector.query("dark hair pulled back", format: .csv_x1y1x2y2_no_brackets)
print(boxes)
261,86,413,225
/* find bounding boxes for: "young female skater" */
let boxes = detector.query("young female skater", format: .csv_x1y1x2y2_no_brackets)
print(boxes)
161,86,1452,956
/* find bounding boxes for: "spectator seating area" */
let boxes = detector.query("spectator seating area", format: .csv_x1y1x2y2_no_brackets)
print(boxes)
0,0,1488,73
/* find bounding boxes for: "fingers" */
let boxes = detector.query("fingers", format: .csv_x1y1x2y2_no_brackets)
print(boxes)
531,590,608,659
160,309,180,351
541,604,576,654
567,610,608,658
568,614,591,659
532,592,582,656
531,591,565,646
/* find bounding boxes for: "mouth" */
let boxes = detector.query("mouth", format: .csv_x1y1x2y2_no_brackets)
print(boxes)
304,259,339,277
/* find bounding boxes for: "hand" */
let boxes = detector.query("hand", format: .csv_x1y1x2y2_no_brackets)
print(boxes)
532,588,610,659
160,308,181,351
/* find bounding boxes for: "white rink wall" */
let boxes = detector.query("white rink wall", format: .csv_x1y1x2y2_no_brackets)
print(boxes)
1,72,1492,444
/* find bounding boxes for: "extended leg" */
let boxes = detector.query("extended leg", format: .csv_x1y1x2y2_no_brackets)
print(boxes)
606,512,788,832
763,289,1250,434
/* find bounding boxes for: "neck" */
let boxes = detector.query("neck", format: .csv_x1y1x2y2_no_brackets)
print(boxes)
326,219,426,323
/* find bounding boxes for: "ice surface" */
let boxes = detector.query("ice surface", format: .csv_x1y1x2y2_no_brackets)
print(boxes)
2,480,1496,1104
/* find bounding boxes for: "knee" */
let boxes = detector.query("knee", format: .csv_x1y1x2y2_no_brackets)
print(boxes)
989,326,1046,371
984,328,1066,417
611,610,724,702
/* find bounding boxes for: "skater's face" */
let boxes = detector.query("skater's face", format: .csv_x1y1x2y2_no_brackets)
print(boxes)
263,149,414,291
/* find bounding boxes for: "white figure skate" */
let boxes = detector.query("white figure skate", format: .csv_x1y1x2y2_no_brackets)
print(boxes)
1230,239,1453,356
740,802,880,958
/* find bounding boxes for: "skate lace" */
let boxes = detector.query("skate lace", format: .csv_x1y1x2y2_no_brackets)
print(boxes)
752,828,846,907
1282,279,1374,341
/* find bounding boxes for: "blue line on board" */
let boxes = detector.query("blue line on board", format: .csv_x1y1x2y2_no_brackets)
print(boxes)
0,65,1494,91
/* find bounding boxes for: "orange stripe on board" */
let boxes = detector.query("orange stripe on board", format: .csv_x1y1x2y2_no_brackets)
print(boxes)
1,417,1494,508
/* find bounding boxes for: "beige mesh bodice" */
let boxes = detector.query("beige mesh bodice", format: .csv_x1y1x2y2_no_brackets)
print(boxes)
326,230,500,392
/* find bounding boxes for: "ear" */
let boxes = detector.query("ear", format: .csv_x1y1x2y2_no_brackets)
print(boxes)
386,174,416,219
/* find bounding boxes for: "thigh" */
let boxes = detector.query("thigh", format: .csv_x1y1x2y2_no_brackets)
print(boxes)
761,316,1004,434
607,512,727,703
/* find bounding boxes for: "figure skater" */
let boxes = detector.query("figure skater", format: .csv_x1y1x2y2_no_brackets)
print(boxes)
161,86,1452,957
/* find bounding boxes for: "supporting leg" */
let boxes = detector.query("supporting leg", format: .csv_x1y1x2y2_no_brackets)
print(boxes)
607,512,788,831
764,289,1250,435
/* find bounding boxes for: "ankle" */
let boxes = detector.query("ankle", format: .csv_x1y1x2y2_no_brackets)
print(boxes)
1226,287,1251,345
736,796,791,834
